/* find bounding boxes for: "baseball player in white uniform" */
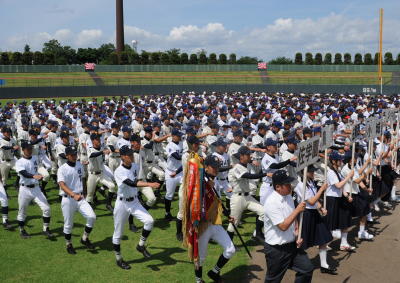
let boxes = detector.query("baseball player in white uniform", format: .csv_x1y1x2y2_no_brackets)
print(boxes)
0,179,11,229
0,127,18,186
112,145,160,270
86,133,115,211
106,122,121,173
164,129,184,221
228,146,266,242
15,141,53,239
58,146,96,254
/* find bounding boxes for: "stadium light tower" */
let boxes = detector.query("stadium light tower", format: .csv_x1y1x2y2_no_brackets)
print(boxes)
116,0,125,55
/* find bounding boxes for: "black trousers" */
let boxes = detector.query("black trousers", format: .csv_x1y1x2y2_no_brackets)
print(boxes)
264,242,314,283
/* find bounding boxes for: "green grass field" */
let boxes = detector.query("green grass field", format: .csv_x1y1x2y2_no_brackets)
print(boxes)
0,71,393,87
0,173,258,283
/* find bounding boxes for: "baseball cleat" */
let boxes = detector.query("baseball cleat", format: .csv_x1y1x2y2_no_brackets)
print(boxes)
116,259,131,270
20,229,31,239
66,243,76,254
136,244,151,258
3,220,12,230
207,270,224,282
81,238,95,249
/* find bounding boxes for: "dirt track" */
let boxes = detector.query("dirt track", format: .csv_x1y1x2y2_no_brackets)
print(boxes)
246,191,400,283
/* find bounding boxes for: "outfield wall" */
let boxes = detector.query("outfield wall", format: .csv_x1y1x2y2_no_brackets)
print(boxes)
0,84,398,99
1,64,400,73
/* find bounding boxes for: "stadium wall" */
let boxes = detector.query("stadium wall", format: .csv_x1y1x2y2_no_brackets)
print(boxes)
0,84,398,99
1,65,400,73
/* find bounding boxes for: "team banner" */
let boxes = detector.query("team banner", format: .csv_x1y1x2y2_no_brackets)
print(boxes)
296,136,320,172
320,124,333,150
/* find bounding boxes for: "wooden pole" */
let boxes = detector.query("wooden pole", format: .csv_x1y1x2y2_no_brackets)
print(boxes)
350,142,356,195
369,139,374,193
297,166,308,242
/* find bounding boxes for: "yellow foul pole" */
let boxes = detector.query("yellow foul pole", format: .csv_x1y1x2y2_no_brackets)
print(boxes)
379,8,383,93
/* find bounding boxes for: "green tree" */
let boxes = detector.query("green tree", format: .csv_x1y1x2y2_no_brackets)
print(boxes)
130,52,140,64
108,52,119,65
11,52,23,65
269,57,292,64
180,53,189,64
199,52,207,64
364,53,373,65
0,52,10,65
237,56,258,64
167,49,181,64
43,52,55,65
97,43,115,63
150,52,161,64
22,51,34,65
33,51,44,65
62,46,77,64
76,48,98,64
189,54,198,64
384,52,394,65
219,53,227,64
119,51,130,64
228,53,236,64
208,53,217,64
374,52,380,65
160,52,170,64
324,53,332,64
354,53,363,65
305,53,313,64
141,51,150,65
334,53,342,64
24,44,31,53
343,53,352,64
314,53,322,65
295,53,303,64
397,54,400,65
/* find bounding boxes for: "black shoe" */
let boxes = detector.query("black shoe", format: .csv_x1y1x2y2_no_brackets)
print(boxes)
66,243,76,254
252,233,265,243
136,244,151,258
3,220,11,230
207,270,224,282
80,238,95,249
176,233,183,242
116,259,131,270
165,213,174,221
20,229,31,239
320,266,338,275
106,204,114,213
129,224,139,233
43,228,54,239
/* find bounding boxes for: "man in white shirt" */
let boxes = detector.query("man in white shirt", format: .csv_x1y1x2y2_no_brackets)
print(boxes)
264,170,313,283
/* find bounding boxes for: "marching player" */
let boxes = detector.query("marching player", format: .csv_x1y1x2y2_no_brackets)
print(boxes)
15,141,53,239
107,122,121,173
86,133,115,211
0,178,11,229
58,146,96,254
112,145,160,270
0,127,18,186
228,146,266,242
182,155,236,283
164,129,184,221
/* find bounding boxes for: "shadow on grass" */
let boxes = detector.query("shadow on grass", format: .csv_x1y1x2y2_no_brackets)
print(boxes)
126,246,189,271
226,264,263,282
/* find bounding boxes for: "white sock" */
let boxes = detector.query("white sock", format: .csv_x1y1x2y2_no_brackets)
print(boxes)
82,231,89,241
359,225,365,233
367,212,373,221
43,223,49,232
319,248,329,268
139,236,146,246
340,232,349,246
391,186,397,199
115,251,122,261
2,215,7,223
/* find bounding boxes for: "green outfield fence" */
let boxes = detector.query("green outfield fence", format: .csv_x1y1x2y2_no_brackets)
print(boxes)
1,64,400,73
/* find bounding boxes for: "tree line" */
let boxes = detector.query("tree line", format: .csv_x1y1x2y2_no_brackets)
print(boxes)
0,40,259,65
270,52,400,65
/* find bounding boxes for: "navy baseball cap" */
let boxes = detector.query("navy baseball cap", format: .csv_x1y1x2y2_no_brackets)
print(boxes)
272,170,295,185
65,146,78,155
204,155,220,168
329,151,344,160
90,133,101,140
130,134,141,143
233,130,243,137
21,140,33,150
187,135,200,144
286,138,299,145
258,123,268,130
273,121,283,129
171,128,183,137
144,126,153,133
122,126,131,133
237,146,252,155
111,122,120,129
120,145,133,156
213,138,228,147
60,132,69,139
265,138,278,147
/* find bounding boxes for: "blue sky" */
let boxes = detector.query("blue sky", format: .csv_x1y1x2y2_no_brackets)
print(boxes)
1,0,399,60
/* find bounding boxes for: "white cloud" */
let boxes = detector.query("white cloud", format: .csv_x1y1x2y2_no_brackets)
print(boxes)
3,14,400,60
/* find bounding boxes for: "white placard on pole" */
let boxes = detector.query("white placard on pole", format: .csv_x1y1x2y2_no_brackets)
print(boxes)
296,136,320,172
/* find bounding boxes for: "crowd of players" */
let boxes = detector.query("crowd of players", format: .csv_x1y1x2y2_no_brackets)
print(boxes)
0,92,399,283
